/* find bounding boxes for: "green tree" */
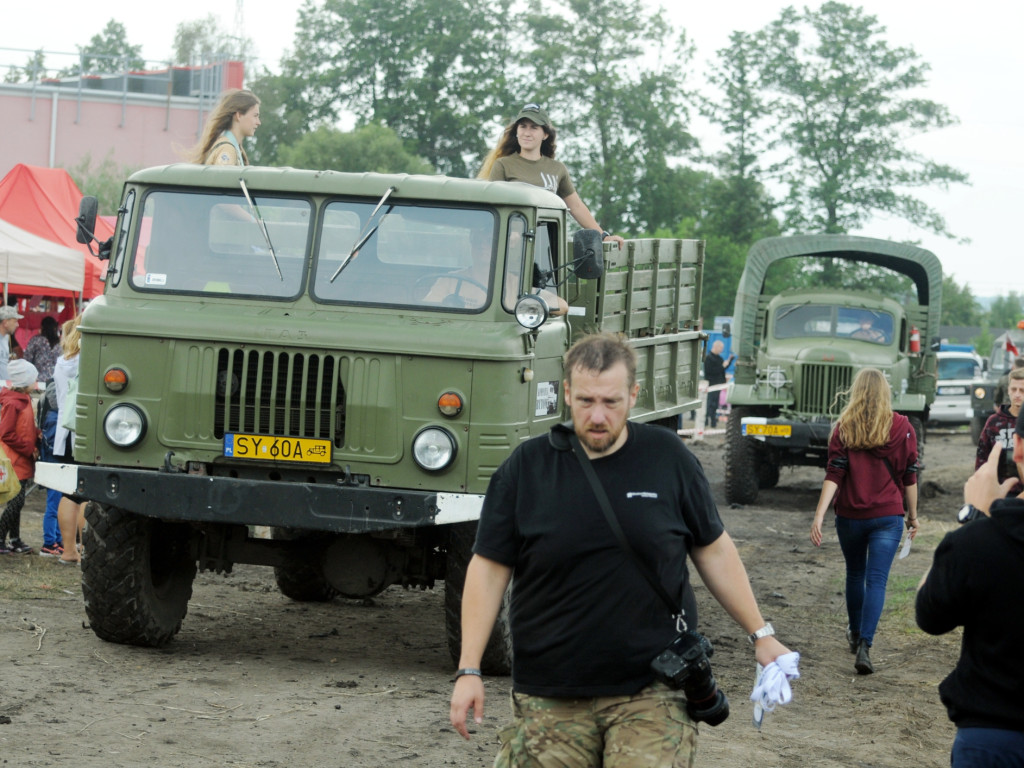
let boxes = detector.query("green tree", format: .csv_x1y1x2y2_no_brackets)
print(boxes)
702,30,780,244
4,49,46,83
173,16,252,64
940,275,982,327
522,0,695,233
757,2,968,236
59,20,145,76
972,327,994,358
246,68,310,166
64,151,137,215
988,293,1024,330
289,0,513,176
278,123,434,174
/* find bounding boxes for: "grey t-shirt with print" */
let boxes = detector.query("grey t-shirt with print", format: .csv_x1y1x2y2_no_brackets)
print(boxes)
489,154,576,199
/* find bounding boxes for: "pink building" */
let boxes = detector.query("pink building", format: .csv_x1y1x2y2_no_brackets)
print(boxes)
0,60,245,179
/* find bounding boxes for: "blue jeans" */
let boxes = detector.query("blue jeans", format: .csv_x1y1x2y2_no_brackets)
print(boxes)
953,727,1024,767
835,514,903,646
39,409,62,548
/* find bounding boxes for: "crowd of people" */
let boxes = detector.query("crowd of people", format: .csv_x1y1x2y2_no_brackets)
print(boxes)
0,306,84,561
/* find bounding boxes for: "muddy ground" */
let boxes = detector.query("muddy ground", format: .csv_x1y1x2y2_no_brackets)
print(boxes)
0,424,976,767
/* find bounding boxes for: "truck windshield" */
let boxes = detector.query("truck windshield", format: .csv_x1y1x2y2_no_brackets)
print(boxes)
774,304,895,345
130,190,312,299
312,202,496,311
938,357,979,379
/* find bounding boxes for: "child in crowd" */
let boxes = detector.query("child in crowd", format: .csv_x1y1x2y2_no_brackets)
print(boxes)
0,359,41,554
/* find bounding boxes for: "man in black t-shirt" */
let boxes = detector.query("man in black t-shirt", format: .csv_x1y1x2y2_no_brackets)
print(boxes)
449,333,792,766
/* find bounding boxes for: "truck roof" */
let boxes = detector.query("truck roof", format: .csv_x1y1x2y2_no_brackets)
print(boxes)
126,164,569,210
734,234,942,362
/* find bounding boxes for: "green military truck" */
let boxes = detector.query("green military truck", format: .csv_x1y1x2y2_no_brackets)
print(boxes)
40,164,704,672
724,235,942,505
970,328,1024,443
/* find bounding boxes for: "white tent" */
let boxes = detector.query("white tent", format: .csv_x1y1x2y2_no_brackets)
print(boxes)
0,217,85,298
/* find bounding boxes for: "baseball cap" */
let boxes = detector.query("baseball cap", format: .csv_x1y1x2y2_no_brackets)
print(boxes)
6,359,38,388
0,306,23,321
515,103,551,128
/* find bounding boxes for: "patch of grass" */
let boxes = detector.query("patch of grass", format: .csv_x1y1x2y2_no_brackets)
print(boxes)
0,556,83,600
884,572,922,621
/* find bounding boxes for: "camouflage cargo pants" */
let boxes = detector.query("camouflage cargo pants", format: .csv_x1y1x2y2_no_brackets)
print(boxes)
494,681,697,767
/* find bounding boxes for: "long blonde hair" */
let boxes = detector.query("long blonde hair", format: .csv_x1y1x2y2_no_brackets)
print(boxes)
61,314,82,359
832,367,893,450
477,117,559,179
187,89,260,164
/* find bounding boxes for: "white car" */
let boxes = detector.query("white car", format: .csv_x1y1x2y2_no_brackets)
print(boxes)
930,350,983,424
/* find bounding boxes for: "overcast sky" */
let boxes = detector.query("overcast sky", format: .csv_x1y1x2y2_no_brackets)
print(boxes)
2,0,1018,299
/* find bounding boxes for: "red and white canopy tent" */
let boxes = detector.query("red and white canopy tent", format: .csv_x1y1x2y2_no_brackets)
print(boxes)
0,163,114,301
0,218,85,297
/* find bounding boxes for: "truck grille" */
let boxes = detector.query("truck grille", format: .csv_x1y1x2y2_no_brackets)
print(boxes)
215,349,345,444
799,364,853,416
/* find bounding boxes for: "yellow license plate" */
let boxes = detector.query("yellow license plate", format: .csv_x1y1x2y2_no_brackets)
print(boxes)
224,434,333,464
743,423,792,437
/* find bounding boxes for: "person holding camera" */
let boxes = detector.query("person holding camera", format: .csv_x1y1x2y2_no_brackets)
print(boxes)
449,332,791,766
974,366,1024,498
916,415,1024,766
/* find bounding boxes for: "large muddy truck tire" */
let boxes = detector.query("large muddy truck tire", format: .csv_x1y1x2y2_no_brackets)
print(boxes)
82,503,197,647
444,522,512,676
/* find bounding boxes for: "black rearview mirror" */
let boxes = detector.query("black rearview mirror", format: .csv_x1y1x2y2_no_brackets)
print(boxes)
76,196,99,245
571,229,604,280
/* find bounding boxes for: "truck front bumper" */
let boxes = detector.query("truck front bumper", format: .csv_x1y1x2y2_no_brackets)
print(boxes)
740,415,832,450
35,463,484,534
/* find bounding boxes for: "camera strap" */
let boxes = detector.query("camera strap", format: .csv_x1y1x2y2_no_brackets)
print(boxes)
568,432,687,631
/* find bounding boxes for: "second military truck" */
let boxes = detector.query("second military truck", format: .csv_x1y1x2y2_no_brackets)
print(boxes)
724,235,942,504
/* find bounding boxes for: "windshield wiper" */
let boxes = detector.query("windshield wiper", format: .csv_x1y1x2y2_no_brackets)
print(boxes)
330,185,396,282
776,302,810,322
239,179,283,281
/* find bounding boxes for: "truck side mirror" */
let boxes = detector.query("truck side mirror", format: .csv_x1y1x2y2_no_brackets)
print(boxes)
76,196,98,245
571,229,604,280
75,195,112,260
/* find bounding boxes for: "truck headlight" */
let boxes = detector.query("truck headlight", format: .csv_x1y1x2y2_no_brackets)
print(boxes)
412,427,457,471
765,366,788,390
514,294,549,329
104,404,147,447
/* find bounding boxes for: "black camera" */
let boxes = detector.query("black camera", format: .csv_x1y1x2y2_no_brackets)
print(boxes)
651,630,730,726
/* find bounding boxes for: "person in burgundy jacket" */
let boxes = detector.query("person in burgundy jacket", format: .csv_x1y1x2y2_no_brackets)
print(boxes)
0,358,40,554
810,367,920,675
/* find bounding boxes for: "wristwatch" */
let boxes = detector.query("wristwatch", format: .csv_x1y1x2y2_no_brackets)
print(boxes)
747,623,775,644
957,504,983,524
601,230,613,239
